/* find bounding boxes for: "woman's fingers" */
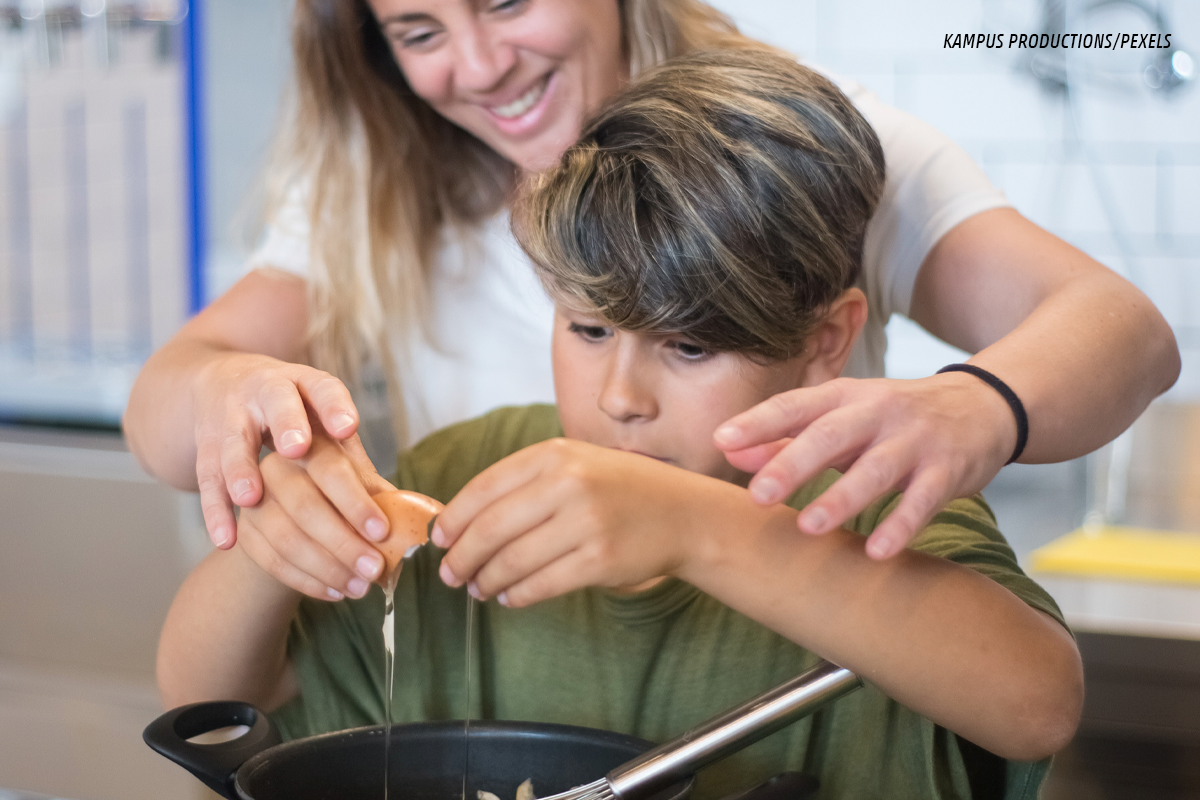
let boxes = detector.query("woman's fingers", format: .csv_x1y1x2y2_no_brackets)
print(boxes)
792,442,913,536
294,369,360,440
196,464,237,548
862,467,953,560
714,382,845,451
196,429,247,549
218,424,266,510
745,404,879,505
260,454,385,593
258,378,313,458
720,437,792,474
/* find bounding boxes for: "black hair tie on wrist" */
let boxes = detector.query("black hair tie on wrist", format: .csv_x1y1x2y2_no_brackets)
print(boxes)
936,363,1029,465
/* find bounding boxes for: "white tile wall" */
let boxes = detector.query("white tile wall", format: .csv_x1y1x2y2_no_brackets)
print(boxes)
709,0,1200,395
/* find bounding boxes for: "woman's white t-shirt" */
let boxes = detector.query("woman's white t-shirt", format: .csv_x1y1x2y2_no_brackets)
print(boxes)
247,72,1009,456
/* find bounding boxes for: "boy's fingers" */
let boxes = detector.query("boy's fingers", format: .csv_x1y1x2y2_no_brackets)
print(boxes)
254,500,367,597
440,475,558,587
259,379,312,458
260,456,385,587
863,468,952,560
239,516,349,601
437,442,559,548
746,405,876,505
294,369,359,440
496,548,594,609
713,383,843,451
794,442,913,535
466,516,578,599
305,435,389,542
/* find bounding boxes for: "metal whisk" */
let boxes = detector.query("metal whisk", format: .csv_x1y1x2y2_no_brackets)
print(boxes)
538,660,861,800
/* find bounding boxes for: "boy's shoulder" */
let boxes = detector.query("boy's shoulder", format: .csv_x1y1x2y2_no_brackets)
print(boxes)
393,404,563,504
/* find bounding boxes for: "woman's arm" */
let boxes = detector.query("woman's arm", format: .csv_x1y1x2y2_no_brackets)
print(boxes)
123,269,368,548
156,543,301,711
716,208,1180,558
912,207,1179,459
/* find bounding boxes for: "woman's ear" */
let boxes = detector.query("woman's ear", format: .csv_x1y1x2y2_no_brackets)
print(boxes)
800,287,868,386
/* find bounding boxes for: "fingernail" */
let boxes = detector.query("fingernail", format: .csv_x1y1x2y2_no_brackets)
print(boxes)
467,582,484,601
799,507,829,533
347,577,369,598
497,591,509,607
713,425,740,446
866,537,892,560
212,526,233,549
439,561,459,587
356,554,383,581
365,517,387,541
431,523,447,548
279,429,306,451
327,587,344,601
331,413,356,435
232,479,254,503
749,477,781,504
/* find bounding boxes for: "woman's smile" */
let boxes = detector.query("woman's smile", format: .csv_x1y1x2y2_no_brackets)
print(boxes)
372,0,627,171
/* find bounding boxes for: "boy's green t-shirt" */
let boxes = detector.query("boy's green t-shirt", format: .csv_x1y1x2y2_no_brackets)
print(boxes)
273,405,1067,800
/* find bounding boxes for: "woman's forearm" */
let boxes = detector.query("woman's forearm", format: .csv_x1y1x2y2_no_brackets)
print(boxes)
157,545,302,710
912,208,1179,463
677,490,1083,760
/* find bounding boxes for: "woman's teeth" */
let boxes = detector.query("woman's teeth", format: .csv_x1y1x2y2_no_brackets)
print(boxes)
490,78,547,119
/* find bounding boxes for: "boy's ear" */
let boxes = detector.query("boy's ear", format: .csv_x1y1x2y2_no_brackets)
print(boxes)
800,287,868,386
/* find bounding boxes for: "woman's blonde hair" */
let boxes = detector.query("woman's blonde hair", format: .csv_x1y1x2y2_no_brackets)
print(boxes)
513,49,885,361
267,0,754,443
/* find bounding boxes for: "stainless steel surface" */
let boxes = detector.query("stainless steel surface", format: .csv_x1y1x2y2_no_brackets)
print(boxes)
538,661,861,800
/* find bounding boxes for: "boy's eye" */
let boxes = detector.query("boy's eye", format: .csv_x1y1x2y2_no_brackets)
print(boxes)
568,322,611,342
668,340,711,361
489,0,528,14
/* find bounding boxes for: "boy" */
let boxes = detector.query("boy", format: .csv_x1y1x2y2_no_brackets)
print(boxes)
158,49,1082,799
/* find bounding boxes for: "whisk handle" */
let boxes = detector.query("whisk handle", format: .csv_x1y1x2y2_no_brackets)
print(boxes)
606,660,860,800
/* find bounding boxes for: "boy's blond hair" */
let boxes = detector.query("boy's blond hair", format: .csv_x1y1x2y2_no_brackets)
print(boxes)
514,48,886,361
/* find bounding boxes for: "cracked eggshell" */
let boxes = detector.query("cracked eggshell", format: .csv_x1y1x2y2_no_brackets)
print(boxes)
373,489,444,584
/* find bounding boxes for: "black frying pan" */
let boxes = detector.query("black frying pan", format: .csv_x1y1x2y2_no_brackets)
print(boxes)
144,702,817,800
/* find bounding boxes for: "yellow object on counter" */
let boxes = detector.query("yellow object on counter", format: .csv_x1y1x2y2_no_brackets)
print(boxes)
1030,526,1200,584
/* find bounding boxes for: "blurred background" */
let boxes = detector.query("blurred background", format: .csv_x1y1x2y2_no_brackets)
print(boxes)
0,0,1197,798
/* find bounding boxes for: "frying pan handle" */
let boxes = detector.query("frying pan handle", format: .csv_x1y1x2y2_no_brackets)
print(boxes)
608,660,859,799
143,701,281,799
722,772,819,800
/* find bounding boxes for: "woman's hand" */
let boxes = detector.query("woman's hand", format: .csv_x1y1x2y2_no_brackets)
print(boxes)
432,439,723,608
714,372,1017,560
191,352,364,550
236,427,397,600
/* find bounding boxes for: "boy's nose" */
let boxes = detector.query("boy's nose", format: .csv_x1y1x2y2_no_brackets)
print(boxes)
597,360,659,423
452,24,518,94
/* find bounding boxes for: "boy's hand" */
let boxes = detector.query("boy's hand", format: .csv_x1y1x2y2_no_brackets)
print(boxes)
714,373,1016,560
433,439,729,608
236,427,398,601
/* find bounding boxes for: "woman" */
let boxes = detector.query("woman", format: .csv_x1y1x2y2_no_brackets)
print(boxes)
125,0,1177,601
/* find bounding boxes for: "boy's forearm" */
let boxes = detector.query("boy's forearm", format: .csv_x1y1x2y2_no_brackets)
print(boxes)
676,488,1082,760
157,545,302,711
